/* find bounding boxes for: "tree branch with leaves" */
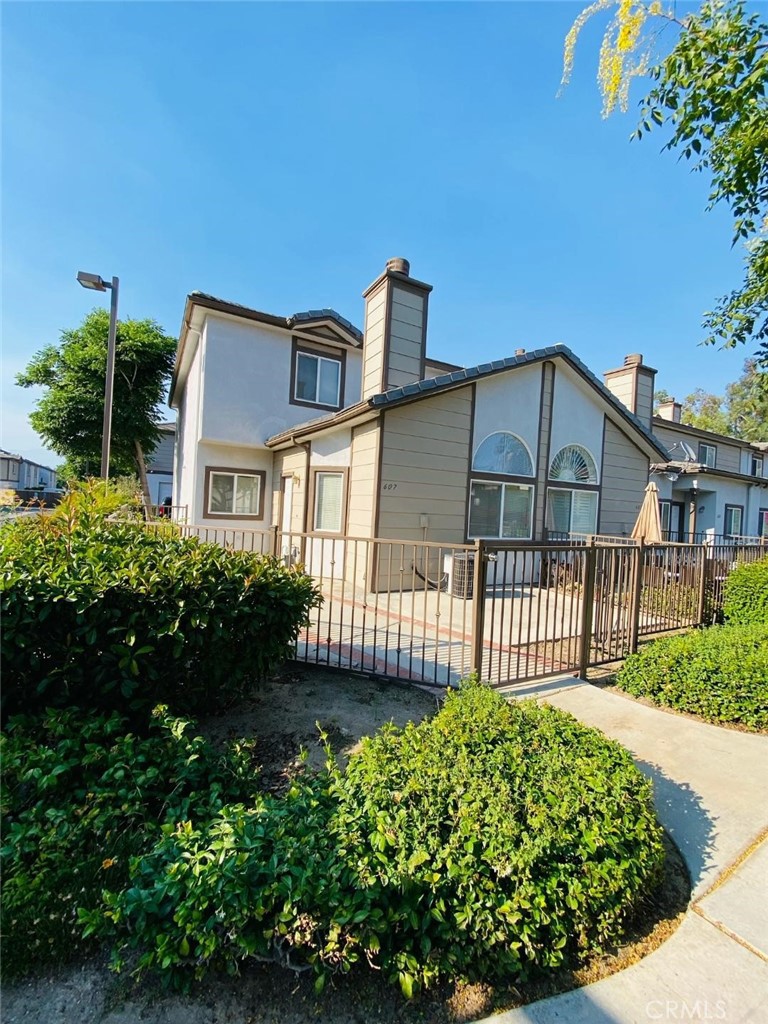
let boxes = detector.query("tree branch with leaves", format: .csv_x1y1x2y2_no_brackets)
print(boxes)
562,0,768,359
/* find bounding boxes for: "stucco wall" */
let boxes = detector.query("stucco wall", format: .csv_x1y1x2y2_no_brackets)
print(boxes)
472,363,541,470
174,332,203,514
549,368,605,479
194,441,274,530
201,315,362,445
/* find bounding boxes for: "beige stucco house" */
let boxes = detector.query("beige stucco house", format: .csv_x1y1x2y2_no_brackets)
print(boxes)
170,258,672,549
169,257,767,558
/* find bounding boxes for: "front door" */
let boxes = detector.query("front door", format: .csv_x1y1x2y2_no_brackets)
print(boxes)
669,502,685,542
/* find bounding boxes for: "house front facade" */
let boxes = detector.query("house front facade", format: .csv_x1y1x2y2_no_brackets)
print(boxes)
170,259,672,559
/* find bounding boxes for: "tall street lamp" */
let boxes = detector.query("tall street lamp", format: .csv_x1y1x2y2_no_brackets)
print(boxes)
77,271,119,481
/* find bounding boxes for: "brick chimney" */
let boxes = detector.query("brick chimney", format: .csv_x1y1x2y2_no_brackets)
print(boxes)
603,353,657,431
657,398,682,423
361,258,432,400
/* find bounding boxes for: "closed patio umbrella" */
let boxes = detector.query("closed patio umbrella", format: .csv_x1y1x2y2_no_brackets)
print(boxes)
631,481,663,543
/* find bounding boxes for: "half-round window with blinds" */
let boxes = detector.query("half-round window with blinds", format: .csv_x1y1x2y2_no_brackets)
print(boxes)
473,432,534,477
548,445,598,485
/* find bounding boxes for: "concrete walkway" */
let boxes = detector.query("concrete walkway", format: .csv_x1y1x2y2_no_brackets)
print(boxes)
479,678,768,1024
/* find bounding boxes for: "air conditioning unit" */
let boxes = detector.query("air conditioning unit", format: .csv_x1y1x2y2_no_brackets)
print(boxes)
448,552,475,599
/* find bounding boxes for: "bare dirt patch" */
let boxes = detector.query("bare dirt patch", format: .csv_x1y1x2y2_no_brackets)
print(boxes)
1,668,690,1024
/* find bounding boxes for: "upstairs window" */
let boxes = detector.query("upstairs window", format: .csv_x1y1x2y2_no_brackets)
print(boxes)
750,453,763,478
698,443,717,469
292,342,344,410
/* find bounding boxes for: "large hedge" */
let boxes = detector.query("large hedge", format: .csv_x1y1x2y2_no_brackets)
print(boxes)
0,493,320,720
723,556,768,626
0,705,259,979
616,623,768,730
88,682,664,996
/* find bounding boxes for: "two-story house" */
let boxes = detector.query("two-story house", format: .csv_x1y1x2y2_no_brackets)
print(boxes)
170,259,672,575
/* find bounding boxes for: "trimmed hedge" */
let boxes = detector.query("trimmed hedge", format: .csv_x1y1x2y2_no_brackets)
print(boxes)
723,556,768,626
0,706,259,979
89,682,664,995
616,624,768,730
0,495,320,720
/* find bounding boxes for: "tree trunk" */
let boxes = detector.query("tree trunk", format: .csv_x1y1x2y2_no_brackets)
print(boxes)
133,440,153,516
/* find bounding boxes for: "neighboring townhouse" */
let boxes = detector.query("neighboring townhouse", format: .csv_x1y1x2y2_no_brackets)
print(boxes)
170,259,670,570
145,422,176,506
0,449,59,501
650,399,768,541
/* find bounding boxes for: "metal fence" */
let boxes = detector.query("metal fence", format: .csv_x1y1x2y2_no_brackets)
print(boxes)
143,522,766,689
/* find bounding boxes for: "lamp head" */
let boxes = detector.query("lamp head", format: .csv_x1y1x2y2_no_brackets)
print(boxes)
77,271,108,291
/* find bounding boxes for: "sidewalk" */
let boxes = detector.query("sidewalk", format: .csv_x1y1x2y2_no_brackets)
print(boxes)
480,678,768,1024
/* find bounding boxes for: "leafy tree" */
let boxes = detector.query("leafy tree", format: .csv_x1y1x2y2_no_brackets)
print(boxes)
562,0,768,357
656,358,768,437
17,310,176,495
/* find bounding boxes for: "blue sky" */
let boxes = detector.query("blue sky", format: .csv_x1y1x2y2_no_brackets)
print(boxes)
2,1,755,467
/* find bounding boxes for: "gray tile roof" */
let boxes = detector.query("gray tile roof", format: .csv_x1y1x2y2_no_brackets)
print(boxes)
190,292,363,342
370,344,669,459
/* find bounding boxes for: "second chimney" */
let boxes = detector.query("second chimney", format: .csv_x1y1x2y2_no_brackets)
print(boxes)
657,398,682,423
362,258,432,399
603,353,658,431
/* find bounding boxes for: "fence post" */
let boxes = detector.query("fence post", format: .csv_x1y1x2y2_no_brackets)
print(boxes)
628,539,645,655
271,524,279,557
578,538,598,680
696,543,708,625
470,539,488,679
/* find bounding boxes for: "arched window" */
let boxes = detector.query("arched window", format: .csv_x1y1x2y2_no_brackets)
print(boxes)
549,445,598,484
546,445,599,537
468,432,534,540
473,432,534,477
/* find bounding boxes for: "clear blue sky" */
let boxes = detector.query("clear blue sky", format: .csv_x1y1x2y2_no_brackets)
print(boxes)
2,1,755,467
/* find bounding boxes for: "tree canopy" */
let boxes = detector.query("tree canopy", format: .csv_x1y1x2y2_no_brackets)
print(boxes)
562,0,768,358
16,309,176,480
654,358,768,438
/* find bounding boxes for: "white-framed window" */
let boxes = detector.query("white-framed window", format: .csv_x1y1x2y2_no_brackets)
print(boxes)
758,509,768,538
313,471,345,533
659,499,671,538
750,453,763,478
294,351,341,408
724,504,743,538
698,443,717,468
468,481,534,540
206,469,264,518
546,488,598,536
468,431,534,540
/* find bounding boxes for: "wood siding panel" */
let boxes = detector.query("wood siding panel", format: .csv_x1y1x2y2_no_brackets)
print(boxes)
347,421,379,538
654,424,743,472
378,389,472,544
599,419,649,536
534,362,554,539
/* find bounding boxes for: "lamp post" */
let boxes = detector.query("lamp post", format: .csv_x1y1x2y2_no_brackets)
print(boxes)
77,271,119,481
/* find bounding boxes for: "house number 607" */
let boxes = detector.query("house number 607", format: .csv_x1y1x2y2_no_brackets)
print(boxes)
382,483,398,491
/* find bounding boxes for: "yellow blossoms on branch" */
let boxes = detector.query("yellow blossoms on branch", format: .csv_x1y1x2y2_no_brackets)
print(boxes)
562,0,673,116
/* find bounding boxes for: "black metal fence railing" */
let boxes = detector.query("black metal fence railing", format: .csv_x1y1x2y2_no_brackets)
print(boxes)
137,523,766,688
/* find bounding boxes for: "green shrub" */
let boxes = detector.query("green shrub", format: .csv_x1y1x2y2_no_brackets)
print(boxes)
0,706,259,979
0,488,320,720
89,682,664,996
723,556,768,625
616,623,768,730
